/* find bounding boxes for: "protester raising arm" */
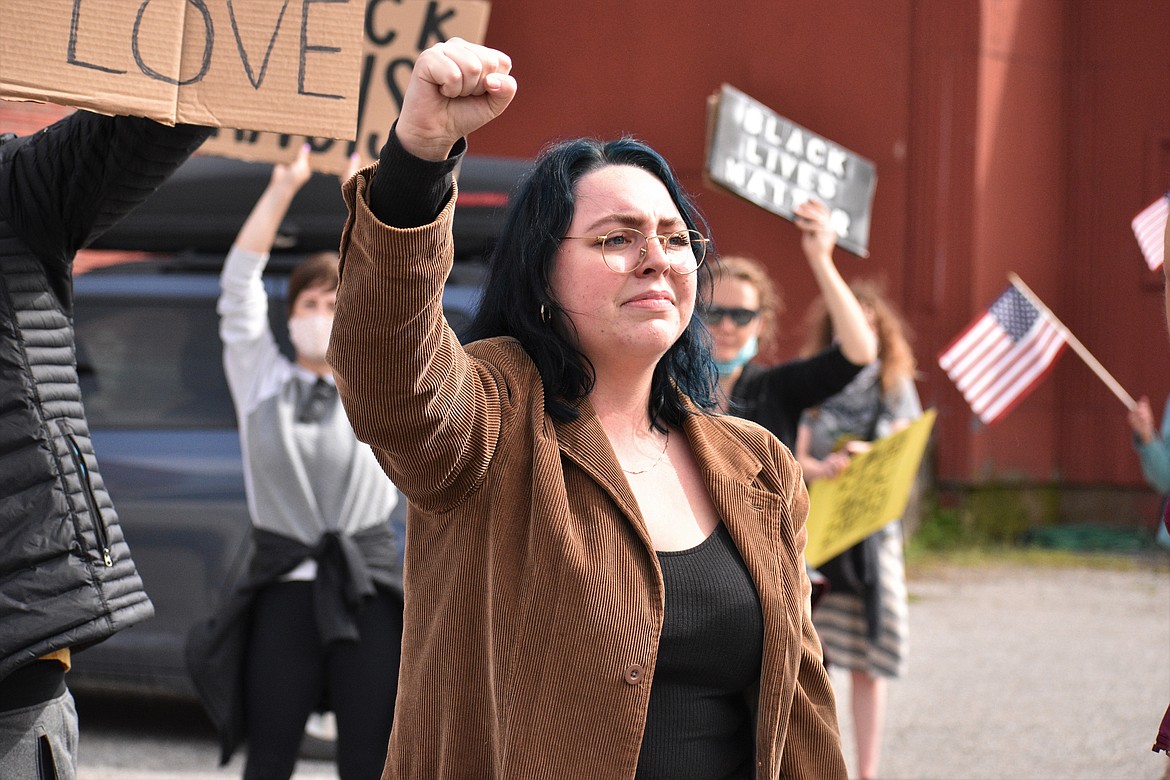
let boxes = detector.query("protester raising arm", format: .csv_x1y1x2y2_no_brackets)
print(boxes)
794,199,877,367
709,214,876,448
217,146,315,409
328,42,517,506
0,112,208,780
193,144,403,778
328,38,846,779
219,145,362,394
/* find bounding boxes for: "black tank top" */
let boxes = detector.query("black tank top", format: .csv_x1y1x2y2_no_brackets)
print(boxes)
635,523,764,779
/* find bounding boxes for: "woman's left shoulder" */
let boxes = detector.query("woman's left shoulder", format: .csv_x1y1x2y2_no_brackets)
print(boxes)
699,411,794,465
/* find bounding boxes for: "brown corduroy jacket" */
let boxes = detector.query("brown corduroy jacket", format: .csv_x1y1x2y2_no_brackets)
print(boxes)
328,168,847,780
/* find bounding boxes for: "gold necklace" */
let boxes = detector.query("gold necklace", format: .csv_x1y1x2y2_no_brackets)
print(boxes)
622,430,671,476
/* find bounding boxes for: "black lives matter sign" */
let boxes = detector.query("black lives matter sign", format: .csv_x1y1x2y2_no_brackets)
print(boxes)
706,84,877,257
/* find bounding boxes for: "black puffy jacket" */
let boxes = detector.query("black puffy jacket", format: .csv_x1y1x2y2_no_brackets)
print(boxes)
0,111,209,682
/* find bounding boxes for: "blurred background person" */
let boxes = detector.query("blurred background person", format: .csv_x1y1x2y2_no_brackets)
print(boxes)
1127,395,1170,549
1165,213,1170,335
187,146,403,780
704,200,877,451
794,281,921,780
1153,195,1170,764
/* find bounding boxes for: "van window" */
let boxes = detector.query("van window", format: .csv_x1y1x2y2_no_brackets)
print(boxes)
75,296,237,429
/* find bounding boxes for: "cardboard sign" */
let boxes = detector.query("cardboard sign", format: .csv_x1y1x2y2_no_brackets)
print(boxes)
200,0,491,174
706,84,877,257
0,0,364,141
803,410,936,568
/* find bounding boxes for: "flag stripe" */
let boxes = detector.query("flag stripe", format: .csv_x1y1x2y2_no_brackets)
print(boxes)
969,321,1061,405
973,324,1065,418
940,317,1001,376
978,340,1069,425
937,284,1068,425
1131,195,1168,271
938,315,996,370
955,337,1013,395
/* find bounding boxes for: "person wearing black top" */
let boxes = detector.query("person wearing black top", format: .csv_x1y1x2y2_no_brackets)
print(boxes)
328,38,849,778
365,106,779,780
704,212,877,449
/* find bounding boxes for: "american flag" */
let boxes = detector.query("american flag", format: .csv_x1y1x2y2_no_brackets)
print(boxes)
1131,193,1168,271
938,284,1068,426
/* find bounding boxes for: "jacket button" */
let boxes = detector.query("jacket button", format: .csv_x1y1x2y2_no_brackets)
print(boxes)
623,663,644,685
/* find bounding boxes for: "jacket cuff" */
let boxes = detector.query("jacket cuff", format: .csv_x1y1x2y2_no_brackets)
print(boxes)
367,122,465,229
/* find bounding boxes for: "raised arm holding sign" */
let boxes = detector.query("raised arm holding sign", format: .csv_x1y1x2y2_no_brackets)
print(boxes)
708,204,877,452
706,83,877,257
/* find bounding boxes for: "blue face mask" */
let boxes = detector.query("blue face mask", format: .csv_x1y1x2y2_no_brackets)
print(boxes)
715,336,758,378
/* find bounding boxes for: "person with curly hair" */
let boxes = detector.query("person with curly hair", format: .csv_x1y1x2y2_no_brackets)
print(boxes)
794,281,920,780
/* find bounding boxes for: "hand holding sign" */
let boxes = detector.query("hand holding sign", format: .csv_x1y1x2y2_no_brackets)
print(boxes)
397,39,516,162
803,411,936,568
272,144,315,196
794,199,839,264
817,450,853,479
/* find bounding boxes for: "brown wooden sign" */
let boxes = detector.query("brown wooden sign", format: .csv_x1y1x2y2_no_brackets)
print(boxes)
0,0,366,141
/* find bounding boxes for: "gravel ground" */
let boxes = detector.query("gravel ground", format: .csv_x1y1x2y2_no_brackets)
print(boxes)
75,557,1169,780
830,557,1170,780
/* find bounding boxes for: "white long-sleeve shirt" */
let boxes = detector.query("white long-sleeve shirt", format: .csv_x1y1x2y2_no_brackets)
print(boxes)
218,246,399,571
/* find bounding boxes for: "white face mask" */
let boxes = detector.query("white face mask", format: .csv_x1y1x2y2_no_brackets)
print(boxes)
288,314,333,362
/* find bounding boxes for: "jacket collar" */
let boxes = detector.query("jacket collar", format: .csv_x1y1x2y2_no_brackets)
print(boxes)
677,394,766,486
551,391,768,521
549,389,801,759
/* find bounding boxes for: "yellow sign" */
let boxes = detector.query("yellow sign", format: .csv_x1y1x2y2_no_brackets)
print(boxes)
804,410,936,568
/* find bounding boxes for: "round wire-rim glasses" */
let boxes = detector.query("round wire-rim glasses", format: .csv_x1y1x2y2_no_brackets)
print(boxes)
561,227,710,274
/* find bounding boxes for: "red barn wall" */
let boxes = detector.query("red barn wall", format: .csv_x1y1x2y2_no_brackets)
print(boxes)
4,0,1169,510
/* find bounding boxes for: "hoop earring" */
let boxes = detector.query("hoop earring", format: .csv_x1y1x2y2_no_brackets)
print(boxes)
540,304,552,323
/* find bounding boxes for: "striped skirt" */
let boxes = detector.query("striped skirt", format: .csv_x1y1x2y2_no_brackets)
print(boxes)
812,521,909,678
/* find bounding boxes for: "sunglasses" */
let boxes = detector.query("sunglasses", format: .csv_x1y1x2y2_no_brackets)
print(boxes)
699,307,760,327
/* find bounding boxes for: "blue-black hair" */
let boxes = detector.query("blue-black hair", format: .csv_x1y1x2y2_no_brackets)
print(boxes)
465,136,719,429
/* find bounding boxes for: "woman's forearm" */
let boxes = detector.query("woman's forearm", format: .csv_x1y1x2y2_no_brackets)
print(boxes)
806,250,877,366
